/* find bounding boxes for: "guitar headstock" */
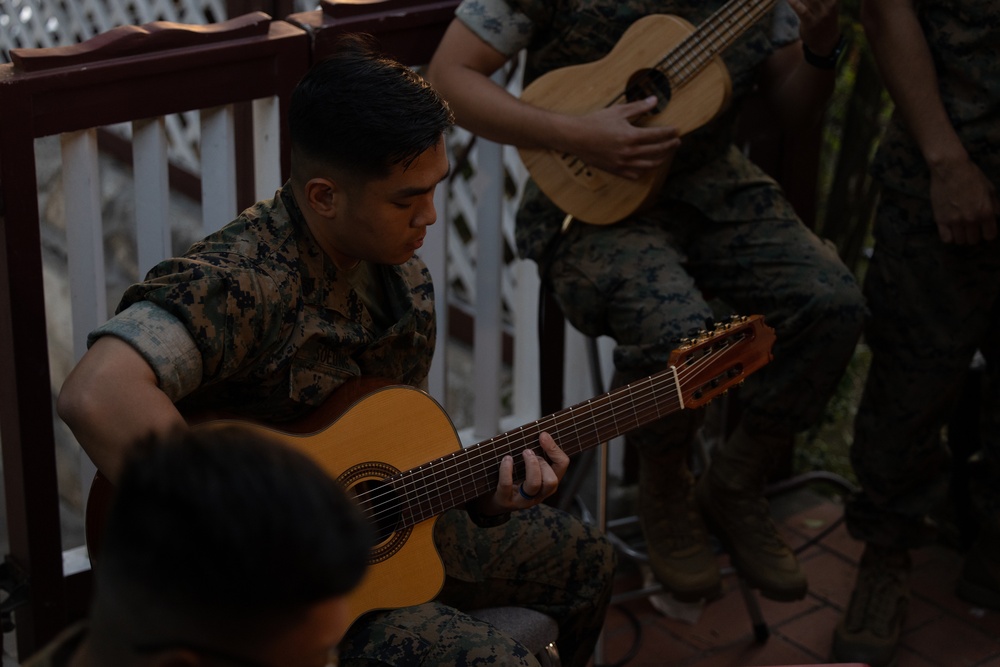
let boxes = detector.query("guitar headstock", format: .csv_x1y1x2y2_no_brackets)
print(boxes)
669,314,775,410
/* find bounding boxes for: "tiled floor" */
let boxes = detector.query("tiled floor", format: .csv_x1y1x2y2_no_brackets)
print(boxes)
592,489,1000,667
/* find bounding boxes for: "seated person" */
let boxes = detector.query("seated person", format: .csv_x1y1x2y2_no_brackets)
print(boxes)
24,424,372,666
57,34,615,667
426,0,864,603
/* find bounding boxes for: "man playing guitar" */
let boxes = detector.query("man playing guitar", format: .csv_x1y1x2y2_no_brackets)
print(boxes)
58,34,616,667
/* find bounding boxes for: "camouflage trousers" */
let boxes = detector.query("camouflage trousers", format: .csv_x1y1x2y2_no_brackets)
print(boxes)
846,189,1000,549
545,202,865,454
338,505,615,667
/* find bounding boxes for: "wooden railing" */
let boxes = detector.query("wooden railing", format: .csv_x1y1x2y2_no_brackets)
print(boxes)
0,9,310,657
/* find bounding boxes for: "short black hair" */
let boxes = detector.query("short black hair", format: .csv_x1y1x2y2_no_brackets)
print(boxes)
95,425,371,630
289,33,454,179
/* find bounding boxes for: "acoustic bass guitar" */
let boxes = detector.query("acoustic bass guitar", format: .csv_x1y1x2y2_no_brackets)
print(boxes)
86,314,775,627
518,0,776,225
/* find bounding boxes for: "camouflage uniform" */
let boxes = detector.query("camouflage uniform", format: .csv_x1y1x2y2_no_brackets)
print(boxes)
845,0,1000,549
456,0,865,455
91,184,615,667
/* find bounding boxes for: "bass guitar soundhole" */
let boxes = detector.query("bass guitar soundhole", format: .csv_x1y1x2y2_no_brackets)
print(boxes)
339,462,409,565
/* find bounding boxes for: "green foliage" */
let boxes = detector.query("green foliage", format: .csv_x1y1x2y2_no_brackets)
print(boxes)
794,343,871,486
813,15,893,278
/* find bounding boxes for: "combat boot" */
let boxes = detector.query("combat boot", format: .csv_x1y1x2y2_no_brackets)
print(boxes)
638,448,721,601
832,544,911,667
957,520,1000,610
694,424,807,601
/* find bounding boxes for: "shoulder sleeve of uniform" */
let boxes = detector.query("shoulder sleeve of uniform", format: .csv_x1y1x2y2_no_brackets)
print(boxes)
89,301,204,402
770,0,801,48
455,0,538,55
116,258,288,386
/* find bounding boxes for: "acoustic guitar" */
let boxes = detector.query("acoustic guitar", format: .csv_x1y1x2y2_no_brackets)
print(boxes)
86,314,774,627
518,0,776,225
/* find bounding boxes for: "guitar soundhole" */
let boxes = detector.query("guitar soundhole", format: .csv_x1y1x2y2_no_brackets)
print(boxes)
625,69,672,113
352,479,403,545
339,462,412,564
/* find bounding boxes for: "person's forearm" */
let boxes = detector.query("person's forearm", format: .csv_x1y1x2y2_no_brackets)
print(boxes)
765,42,837,129
431,67,565,149
57,336,186,482
762,0,842,130
426,23,575,153
861,0,967,169
427,19,681,178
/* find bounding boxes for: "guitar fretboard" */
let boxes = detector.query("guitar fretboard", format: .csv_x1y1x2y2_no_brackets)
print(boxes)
662,0,777,86
359,318,766,530
392,365,686,526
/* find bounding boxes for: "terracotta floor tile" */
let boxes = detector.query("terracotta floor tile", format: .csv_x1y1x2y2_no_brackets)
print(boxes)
590,492,1000,667
770,604,841,660
753,593,823,633
655,582,777,650
811,523,866,564
910,546,986,619
900,612,1000,666
597,609,698,667
782,495,848,539
800,550,860,610
903,595,947,633
895,645,944,667
679,635,816,667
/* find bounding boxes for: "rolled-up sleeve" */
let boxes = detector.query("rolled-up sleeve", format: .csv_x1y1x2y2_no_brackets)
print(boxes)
88,301,204,402
455,0,536,55
771,0,801,47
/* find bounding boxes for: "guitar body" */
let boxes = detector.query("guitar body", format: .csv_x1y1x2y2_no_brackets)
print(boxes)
87,382,462,628
85,315,776,629
518,13,733,224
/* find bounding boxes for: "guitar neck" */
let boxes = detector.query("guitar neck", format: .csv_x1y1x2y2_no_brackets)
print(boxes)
664,0,777,86
387,365,685,527
358,315,772,531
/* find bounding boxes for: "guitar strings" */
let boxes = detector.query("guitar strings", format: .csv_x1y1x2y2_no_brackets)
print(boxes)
357,332,743,521
401,339,734,511
352,328,756,531
607,0,776,108
664,0,776,85
358,335,739,528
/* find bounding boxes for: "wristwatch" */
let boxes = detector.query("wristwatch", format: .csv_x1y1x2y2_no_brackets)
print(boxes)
803,34,847,70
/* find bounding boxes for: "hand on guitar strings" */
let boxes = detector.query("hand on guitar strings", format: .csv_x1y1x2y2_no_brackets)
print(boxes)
563,96,681,180
476,432,570,516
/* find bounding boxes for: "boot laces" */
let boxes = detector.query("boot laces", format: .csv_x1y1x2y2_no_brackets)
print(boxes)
719,496,788,552
846,555,908,636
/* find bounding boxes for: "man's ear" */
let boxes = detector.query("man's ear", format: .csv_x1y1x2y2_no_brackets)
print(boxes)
302,177,339,219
